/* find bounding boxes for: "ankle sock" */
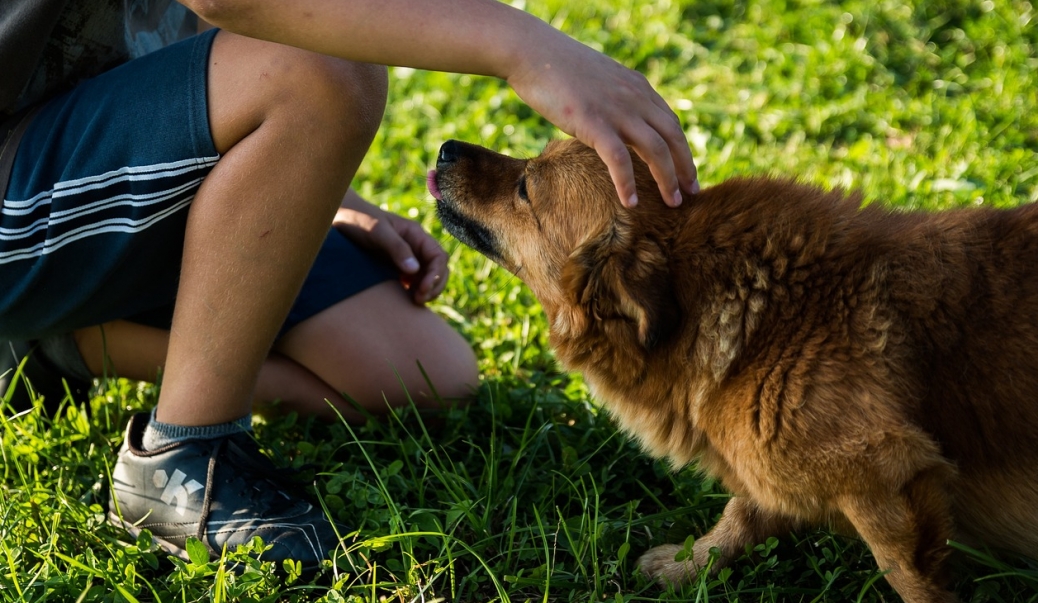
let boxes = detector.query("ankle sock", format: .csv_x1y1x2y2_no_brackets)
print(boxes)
142,407,252,451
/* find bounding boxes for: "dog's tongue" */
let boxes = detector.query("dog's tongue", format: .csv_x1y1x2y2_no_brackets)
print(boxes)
427,170,442,200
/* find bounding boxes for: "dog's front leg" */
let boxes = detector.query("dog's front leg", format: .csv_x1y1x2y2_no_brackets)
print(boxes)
835,467,957,603
637,495,801,587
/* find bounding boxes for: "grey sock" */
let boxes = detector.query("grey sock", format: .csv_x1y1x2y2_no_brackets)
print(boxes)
141,407,252,451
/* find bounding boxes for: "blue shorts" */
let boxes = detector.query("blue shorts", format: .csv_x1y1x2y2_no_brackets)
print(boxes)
0,30,396,340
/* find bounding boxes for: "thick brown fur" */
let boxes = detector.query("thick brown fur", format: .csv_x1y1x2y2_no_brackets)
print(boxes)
432,138,1038,603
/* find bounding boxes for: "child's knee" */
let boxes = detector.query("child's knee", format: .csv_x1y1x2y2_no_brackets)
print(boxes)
382,316,478,411
294,57,388,143
423,329,479,405
207,31,388,154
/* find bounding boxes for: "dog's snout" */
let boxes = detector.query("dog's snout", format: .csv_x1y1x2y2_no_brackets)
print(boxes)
437,140,461,167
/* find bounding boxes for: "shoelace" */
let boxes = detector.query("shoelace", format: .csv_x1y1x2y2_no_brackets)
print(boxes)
194,435,315,551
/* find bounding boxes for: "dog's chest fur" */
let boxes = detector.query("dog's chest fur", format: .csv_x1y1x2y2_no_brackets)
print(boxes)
552,251,900,516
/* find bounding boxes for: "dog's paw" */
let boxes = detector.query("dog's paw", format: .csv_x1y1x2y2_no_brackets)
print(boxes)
637,544,700,586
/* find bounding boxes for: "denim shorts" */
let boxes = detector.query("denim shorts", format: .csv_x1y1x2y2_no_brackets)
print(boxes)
0,29,396,341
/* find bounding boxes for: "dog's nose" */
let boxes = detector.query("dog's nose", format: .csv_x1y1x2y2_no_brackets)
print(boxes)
437,140,460,166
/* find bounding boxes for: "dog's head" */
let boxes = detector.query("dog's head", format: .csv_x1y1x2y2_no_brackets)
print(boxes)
430,138,681,351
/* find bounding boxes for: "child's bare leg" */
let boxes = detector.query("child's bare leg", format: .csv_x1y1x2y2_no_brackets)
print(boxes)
72,320,350,416
73,281,478,420
155,31,387,426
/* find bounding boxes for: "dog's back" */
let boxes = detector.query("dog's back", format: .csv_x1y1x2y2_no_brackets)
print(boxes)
899,201,1038,556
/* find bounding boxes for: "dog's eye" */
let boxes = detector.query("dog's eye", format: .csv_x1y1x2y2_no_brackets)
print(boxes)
517,176,530,203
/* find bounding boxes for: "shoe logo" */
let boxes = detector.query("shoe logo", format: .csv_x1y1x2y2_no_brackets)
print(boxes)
153,469,204,516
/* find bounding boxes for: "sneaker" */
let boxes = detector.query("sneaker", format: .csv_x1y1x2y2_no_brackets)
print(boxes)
0,339,91,413
108,412,343,572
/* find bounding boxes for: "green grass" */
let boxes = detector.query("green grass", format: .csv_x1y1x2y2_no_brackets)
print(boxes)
3,0,1038,601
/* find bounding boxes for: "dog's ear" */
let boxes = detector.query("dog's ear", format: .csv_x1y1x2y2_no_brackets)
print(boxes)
560,228,681,350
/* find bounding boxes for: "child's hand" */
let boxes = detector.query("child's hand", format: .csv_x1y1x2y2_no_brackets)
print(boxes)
506,32,699,208
333,192,449,305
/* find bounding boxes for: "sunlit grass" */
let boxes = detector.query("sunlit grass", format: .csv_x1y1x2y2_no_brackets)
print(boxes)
2,0,1036,601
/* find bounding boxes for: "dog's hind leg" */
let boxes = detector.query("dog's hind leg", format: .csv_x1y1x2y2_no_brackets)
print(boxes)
637,496,802,587
835,467,957,603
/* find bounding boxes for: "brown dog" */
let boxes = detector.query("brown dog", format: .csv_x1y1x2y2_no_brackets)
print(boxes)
429,138,1038,603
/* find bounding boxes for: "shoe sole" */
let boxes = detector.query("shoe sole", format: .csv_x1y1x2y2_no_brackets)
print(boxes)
108,511,325,577
108,511,194,562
